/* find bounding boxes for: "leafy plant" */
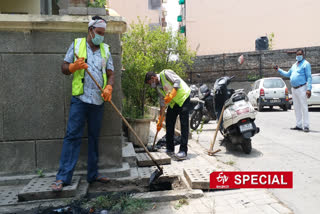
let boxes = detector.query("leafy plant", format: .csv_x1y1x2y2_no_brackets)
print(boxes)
174,198,189,210
88,0,106,8
268,32,275,50
82,193,151,214
247,74,260,81
122,18,195,119
36,169,44,178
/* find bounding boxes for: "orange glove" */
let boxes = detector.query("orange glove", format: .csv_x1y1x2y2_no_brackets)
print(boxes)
164,88,177,104
69,57,88,73
156,115,165,132
101,85,113,102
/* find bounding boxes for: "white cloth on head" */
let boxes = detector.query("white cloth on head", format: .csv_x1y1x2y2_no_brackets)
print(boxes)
88,19,106,29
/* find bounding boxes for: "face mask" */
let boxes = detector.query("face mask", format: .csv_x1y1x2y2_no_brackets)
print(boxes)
296,55,303,62
91,30,104,46
151,82,157,88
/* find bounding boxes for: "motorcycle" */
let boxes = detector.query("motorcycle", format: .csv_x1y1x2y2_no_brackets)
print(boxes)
190,84,217,130
214,76,259,154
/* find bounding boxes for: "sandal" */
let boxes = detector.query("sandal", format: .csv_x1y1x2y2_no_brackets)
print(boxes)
51,180,64,192
95,175,110,183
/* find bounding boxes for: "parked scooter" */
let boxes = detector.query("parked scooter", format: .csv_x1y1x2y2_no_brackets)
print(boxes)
214,76,259,154
190,83,217,130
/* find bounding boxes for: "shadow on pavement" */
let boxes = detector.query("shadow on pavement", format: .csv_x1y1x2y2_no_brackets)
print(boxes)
219,139,263,158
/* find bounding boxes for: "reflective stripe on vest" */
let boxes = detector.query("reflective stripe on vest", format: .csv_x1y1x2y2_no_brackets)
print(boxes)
72,38,110,96
159,70,191,109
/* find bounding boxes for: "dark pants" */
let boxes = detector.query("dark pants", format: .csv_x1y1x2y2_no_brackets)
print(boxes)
56,96,104,184
166,96,190,154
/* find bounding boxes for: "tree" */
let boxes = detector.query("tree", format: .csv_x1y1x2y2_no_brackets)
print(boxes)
121,19,195,118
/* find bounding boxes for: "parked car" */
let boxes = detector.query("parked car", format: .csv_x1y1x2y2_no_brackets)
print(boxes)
308,73,320,106
248,77,289,111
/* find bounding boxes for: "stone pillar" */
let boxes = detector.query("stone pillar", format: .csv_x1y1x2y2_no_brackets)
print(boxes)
0,14,126,175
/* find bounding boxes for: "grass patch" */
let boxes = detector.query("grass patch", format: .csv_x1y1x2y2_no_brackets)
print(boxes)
82,192,151,214
225,160,235,166
174,198,189,210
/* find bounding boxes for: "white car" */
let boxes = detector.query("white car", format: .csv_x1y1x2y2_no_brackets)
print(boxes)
248,77,289,111
308,73,320,106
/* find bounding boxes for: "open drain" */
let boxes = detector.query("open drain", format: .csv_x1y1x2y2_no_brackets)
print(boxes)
149,181,173,191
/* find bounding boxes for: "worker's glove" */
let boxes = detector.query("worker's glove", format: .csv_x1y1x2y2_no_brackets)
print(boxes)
156,115,165,132
306,90,311,98
164,88,177,104
101,85,113,102
69,57,88,73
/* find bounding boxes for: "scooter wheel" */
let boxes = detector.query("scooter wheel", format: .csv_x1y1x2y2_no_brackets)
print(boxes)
190,111,202,130
241,139,252,154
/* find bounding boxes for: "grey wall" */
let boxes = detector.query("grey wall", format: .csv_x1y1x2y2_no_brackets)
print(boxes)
188,47,320,89
0,31,123,175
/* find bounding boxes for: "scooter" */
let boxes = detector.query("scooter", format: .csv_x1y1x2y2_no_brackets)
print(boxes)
214,76,259,154
190,84,217,130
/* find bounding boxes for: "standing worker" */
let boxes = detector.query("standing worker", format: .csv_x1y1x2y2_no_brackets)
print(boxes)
274,49,312,132
145,70,191,160
52,16,114,191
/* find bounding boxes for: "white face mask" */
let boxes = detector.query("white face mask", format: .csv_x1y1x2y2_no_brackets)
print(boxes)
151,82,157,88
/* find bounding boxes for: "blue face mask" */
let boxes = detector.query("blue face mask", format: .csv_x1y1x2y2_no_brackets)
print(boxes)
91,30,104,46
296,55,303,62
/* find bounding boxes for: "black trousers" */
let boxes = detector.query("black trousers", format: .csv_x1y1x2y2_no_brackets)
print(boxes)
166,96,190,154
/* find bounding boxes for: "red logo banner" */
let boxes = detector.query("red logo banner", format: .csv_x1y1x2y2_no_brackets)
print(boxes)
210,171,293,189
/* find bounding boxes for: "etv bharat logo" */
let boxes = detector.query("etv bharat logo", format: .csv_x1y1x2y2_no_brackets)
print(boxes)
210,171,293,189
216,172,228,184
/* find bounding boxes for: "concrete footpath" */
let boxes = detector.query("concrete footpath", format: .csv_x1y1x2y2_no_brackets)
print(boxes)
144,121,293,214
0,120,293,214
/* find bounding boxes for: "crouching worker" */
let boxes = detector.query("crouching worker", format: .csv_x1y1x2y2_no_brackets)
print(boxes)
145,70,191,160
51,16,114,191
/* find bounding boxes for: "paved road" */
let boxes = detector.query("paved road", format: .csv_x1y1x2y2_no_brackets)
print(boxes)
194,106,320,214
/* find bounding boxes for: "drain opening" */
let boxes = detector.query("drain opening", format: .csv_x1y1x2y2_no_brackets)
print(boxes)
149,181,172,191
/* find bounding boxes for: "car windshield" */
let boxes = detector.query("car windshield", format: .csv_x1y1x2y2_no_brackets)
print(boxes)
263,79,285,88
312,76,320,84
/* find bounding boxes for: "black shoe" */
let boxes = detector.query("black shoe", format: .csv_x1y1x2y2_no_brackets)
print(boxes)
290,126,303,131
304,127,310,133
165,149,174,157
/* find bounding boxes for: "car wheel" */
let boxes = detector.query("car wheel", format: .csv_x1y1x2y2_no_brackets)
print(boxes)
282,105,288,111
287,104,291,110
257,99,263,112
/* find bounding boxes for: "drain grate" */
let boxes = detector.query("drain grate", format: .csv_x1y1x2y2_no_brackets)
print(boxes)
136,152,171,167
0,185,22,206
183,168,216,189
18,176,80,201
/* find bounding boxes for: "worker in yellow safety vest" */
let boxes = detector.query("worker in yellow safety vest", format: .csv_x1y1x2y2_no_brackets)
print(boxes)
145,70,191,160
52,16,114,192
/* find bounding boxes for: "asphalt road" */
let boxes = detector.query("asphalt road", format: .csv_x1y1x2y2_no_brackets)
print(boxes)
194,106,320,214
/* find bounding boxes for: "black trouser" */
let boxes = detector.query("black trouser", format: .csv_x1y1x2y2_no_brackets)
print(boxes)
166,96,190,154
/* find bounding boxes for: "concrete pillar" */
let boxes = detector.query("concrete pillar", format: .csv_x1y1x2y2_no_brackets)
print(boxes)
0,14,126,175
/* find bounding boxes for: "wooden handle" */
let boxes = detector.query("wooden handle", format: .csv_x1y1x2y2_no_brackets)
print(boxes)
109,100,162,171
74,53,162,171
208,105,225,152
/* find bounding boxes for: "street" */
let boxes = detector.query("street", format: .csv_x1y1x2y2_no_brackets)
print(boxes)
194,106,320,214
